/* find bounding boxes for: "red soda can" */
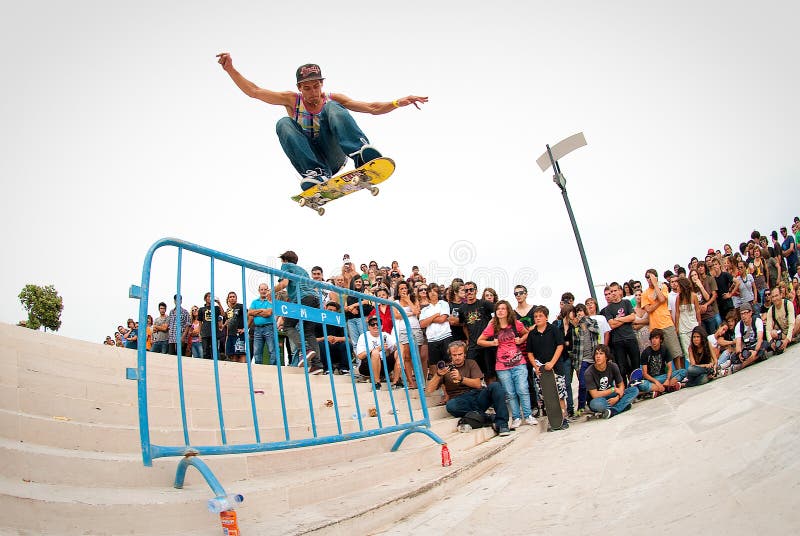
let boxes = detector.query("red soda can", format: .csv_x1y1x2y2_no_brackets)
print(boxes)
219,510,240,536
441,443,452,466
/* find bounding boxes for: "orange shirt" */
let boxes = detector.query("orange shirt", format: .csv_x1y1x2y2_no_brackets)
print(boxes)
641,284,674,329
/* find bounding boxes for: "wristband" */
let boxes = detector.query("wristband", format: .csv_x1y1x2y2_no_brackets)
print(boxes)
392,100,400,108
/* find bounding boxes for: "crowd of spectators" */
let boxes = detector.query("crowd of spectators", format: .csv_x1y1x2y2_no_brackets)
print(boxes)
105,218,800,428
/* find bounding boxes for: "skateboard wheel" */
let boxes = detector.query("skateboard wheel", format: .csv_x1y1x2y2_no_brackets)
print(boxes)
316,208,325,216
370,187,379,196
298,198,307,207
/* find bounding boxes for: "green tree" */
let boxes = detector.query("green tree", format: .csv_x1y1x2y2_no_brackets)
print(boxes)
18,284,63,332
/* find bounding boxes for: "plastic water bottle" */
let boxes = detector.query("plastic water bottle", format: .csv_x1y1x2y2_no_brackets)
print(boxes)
207,493,244,513
351,410,367,420
441,443,452,466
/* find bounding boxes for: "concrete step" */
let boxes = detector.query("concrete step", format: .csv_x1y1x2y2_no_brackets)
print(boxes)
0,423,516,535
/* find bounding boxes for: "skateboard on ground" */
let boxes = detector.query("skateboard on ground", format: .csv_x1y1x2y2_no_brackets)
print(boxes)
538,368,564,431
290,157,395,215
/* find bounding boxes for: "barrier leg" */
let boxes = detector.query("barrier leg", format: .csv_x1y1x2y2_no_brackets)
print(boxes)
390,425,444,451
174,454,226,497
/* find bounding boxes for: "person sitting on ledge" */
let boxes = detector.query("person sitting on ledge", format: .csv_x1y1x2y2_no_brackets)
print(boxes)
585,345,639,419
637,328,686,398
426,340,511,436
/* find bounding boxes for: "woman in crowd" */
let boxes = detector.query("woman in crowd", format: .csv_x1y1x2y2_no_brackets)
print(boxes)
419,283,451,384
734,259,756,312
447,280,467,343
188,306,202,358
632,287,651,352
674,277,701,361
393,280,423,388
345,277,374,351
124,318,138,349
686,326,718,386
477,300,533,428
482,288,498,304
145,315,154,351
749,247,769,309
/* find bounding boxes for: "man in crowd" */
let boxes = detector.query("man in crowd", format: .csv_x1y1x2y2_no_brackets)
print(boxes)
640,269,684,369
601,282,640,383
167,294,191,356
780,225,798,279
426,340,511,436
765,287,798,354
695,261,721,333
317,302,350,374
637,329,685,397
586,344,639,419
526,306,569,430
274,250,324,374
709,257,735,321
224,291,246,363
151,302,169,354
732,303,768,371
198,292,224,360
356,315,400,389
248,283,276,365
459,281,497,381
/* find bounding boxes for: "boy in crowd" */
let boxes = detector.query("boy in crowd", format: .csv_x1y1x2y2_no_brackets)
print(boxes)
637,329,686,397
586,345,639,419
731,303,767,372
526,306,570,429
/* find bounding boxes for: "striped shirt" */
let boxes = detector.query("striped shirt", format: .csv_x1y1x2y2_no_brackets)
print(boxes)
293,93,329,139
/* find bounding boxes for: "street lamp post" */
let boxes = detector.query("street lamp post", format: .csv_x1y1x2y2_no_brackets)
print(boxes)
537,132,597,302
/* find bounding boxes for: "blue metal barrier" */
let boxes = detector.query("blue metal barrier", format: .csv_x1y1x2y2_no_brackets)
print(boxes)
128,238,443,493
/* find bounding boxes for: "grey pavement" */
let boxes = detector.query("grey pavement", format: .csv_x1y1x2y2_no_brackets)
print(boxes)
380,347,800,535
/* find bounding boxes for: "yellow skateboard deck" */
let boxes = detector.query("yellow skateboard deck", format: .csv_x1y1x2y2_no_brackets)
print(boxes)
290,157,395,215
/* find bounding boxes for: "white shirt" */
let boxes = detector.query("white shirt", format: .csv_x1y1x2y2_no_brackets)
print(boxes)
591,315,612,344
356,330,397,359
419,300,451,341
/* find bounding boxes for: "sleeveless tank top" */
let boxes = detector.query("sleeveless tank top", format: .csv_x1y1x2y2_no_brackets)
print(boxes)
678,303,698,333
294,93,329,139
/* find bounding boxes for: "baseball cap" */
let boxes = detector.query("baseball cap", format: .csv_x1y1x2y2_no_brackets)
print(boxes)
707,248,715,255
296,64,324,84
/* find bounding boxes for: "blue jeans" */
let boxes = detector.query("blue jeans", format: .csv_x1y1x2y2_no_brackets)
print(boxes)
320,341,350,372
588,386,639,416
276,101,372,184
347,317,366,354
577,361,592,409
252,324,276,365
191,341,203,358
151,341,168,354
445,383,509,428
686,365,713,387
702,314,722,335
638,369,687,392
496,365,532,420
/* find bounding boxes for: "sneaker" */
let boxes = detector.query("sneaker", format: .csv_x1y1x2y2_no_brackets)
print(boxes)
356,375,370,383
348,140,382,168
602,409,612,419
300,169,328,191
651,391,660,399
672,382,682,392
560,419,570,430
524,415,538,426
374,382,381,391
510,418,522,429
322,370,331,375
308,366,323,375
498,426,511,437
340,369,350,375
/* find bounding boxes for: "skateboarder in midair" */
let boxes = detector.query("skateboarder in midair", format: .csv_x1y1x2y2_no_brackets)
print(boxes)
216,53,428,190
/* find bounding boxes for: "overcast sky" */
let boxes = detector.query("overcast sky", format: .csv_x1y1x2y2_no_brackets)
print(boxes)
1,1,797,343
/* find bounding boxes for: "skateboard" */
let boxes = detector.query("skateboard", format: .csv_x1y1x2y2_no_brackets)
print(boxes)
290,157,395,215
538,368,564,431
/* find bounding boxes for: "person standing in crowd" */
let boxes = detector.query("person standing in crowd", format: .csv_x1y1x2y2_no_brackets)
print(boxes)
674,277,702,361
372,286,395,334
780,225,798,279
527,306,569,430
223,292,246,363
274,250,324,374
573,303,599,415
188,307,202,358
393,280,423,389
601,282,640,384
249,283,276,365
693,262,720,334
344,276,374,354
709,257,735,320
447,280,468,344
640,269,684,370
478,300,533,428
513,284,540,415
168,294,191,356
151,302,169,354
419,283,452,386
198,293,224,361
585,298,611,346
124,318,138,349
459,281,496,382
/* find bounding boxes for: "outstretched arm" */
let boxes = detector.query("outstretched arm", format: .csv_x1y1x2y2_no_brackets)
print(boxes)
217,53,295,108
330,93,428,115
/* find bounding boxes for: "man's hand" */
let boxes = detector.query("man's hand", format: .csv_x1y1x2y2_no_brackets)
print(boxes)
544,362,553,371
396,96,428,110
216,52,233,71
447,368,462,383
608,395,621,406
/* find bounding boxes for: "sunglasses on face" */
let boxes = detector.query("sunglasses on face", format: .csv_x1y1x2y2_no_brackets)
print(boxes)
513,291,526,296
368,322,378,327
464,288,476,293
